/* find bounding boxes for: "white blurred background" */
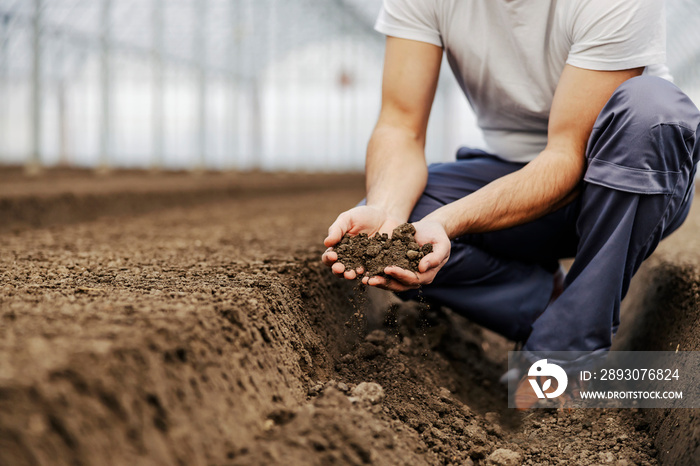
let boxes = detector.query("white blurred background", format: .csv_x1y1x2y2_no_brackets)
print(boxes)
0,0,699,172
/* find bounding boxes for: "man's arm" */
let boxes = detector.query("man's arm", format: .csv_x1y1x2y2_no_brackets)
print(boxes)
322,36,444,279
374,65,643,291
364,36,442,221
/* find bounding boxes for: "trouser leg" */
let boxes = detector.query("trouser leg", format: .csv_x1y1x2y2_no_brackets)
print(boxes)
397,152,557,341
523,76,700,359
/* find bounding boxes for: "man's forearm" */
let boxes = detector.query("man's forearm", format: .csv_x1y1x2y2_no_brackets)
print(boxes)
365,125,429,222
424,148,585,238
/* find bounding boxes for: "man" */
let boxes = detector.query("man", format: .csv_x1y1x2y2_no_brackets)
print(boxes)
322,0,700,406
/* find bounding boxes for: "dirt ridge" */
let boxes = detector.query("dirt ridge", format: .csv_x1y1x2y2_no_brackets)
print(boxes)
0,169,363,233
615,259,700,466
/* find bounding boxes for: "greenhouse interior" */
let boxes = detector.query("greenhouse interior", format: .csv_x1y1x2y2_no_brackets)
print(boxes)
1,0,697,172
2,2,700,466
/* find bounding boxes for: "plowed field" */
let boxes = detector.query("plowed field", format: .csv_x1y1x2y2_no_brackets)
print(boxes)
1,171,698,465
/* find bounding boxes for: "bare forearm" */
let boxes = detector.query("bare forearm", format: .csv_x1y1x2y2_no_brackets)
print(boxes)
425,149,585,238
365,125,428,222
428,67,644,238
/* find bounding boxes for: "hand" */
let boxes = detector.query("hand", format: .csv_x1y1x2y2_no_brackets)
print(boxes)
322,205,402,280
362,218,450,292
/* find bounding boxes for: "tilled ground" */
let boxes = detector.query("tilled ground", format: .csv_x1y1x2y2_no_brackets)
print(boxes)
0,172,696,465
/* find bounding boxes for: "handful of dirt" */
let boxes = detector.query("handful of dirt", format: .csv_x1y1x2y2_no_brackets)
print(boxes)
334,223,433,277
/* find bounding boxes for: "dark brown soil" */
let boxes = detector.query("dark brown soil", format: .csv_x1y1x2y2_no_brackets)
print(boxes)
0,169,696,466
613,201,700,466
335,223,433,277
0,167,362,234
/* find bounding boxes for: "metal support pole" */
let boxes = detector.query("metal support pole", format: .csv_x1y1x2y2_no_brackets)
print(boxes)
152,0,164,169
340,15,348,170
56,32,69,165
195,0,208,170
266,0,277,170
323,1,333,171
246,0,260,170
229,0,243,170
288,0,299,170
350,37,359,170
98,0,111,171
57,79,68,165
244,0,263,169
250,77,262,167
1,14,9,163
228,0,239,170
28,0,43,173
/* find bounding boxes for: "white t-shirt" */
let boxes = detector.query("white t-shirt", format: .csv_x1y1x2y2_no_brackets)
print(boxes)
375,0,671,163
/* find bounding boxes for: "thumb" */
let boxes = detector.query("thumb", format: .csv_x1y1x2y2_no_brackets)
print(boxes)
418,242,448,273
418,253,435,273
324,214,351,247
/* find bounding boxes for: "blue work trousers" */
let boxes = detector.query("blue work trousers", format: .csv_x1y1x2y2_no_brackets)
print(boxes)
400,76,700,357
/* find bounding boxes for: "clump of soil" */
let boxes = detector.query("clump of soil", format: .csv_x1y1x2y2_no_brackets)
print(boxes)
334,223,433,277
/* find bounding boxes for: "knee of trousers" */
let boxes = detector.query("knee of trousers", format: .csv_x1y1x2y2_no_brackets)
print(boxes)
585,76,700,196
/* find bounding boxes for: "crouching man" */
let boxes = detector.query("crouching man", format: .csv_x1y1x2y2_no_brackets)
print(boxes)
322,0,700,408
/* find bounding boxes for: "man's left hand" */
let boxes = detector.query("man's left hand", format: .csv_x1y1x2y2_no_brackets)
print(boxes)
362,219,451,292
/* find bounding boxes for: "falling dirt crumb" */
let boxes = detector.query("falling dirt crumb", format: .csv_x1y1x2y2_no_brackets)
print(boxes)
334,223,433,277
365,329,387,345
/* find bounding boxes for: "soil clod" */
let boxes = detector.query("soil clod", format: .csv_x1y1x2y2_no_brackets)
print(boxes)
486,448,522,466
334,223,433,277
350,382,385,405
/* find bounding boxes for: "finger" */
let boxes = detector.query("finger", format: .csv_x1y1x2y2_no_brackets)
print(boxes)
344,269,357,280
356,266,365,275
368,275,417,292
419,244,449,273
331,262,346,276
383,266,421,286
324,214,351,247
418,255,434,274
365,275,380,286
322,249,337,266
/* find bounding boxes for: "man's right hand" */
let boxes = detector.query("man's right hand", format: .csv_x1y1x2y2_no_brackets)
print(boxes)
322,205,403,280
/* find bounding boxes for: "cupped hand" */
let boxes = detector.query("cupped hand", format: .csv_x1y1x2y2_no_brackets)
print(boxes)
321,205,403,280
362,218,450,292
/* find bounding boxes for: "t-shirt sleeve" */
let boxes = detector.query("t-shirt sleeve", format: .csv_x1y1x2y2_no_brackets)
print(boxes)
566,0,666,71
374,0,442,47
